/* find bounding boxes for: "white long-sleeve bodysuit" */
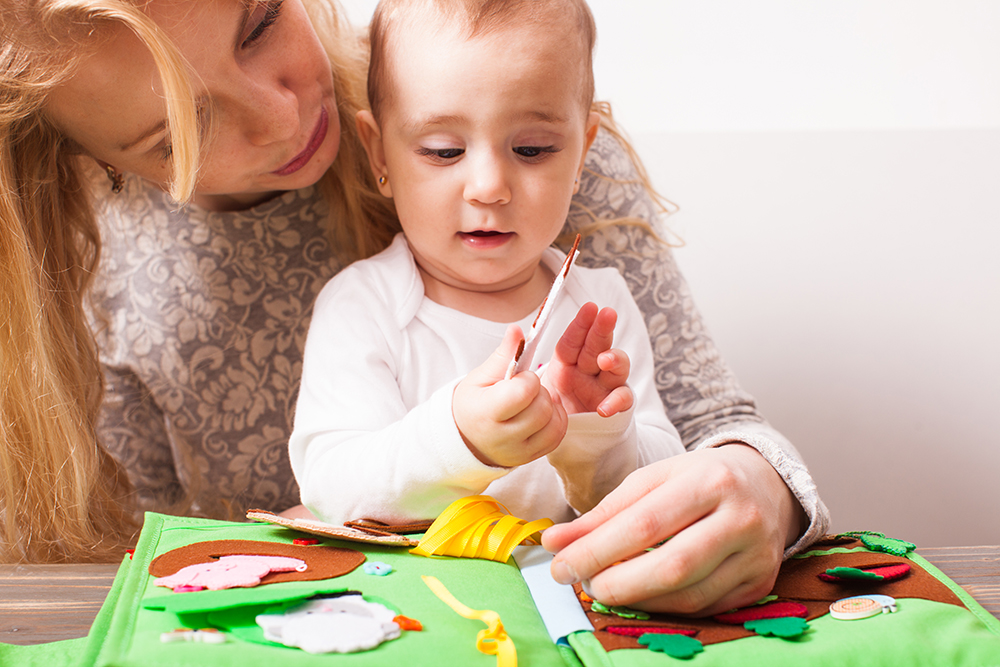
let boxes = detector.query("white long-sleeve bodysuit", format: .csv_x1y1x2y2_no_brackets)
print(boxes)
289,234,683,525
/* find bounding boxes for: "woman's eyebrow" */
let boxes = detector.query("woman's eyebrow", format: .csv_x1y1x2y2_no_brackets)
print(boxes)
118,120,167,152
118,96,211,154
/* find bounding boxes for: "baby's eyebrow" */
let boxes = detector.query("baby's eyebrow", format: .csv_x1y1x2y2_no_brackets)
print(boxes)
510,110,568,125
400,110,569,135
401,113,467,134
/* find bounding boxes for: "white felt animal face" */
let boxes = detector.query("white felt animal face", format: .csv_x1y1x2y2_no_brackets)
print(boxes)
256,595,401,654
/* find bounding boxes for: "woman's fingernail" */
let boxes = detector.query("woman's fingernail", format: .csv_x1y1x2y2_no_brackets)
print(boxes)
551,560,579,585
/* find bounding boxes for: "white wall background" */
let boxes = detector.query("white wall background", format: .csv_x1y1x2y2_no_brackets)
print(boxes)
339,0,1000,547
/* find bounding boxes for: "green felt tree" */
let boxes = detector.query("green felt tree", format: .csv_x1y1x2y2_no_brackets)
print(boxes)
824,567,884,580
744,617,810,638
842,532,916,556
638,633,704,658
590,601,650,620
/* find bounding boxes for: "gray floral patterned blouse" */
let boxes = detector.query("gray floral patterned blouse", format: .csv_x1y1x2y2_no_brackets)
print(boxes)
91,130,828,555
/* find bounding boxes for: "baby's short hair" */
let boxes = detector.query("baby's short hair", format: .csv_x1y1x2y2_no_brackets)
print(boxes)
366,0,597,123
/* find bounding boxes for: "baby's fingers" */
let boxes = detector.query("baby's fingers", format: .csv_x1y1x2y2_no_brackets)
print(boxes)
577,307,618,374
552,302,599,367
597,385,633,417
522,392,568,459
597,348,630,386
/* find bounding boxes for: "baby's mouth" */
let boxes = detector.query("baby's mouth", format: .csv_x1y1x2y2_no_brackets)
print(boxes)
458,230,513,246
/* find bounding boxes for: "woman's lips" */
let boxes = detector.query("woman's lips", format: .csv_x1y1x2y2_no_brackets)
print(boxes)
272,107,329,176
458,230,513,249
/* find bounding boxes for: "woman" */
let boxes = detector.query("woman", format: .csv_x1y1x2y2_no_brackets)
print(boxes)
0,0,826,615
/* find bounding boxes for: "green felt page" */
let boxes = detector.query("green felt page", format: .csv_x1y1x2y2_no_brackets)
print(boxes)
0,636,88,667
588,549,1000,667
9,517,999,667
87,512,569,667
596,599,1000,667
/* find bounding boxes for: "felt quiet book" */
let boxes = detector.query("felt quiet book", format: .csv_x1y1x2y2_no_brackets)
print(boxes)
3,505,999,666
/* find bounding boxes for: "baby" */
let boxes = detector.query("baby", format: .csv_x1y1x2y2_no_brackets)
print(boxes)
289,0,683,525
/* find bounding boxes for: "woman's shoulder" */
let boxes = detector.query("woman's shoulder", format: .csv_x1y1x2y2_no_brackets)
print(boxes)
89,179,339,355
583,126,643,182
571,126,669,234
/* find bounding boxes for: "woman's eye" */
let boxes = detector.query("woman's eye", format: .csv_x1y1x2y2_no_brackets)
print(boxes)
514,145,557,159
155,105,208,164
242,1,284,48
417,147,465,161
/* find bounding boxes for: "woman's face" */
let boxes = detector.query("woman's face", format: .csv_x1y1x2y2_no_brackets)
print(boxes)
46,0,340,211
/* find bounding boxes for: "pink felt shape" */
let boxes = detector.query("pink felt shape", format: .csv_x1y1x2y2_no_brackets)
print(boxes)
817,562,911,583
154,555,307,591
713,601,809,625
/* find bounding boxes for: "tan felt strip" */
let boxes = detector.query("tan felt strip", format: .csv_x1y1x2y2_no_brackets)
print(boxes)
246,510,418,547
344,518,435,535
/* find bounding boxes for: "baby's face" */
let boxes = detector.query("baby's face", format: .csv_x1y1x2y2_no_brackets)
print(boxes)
372,14,599,303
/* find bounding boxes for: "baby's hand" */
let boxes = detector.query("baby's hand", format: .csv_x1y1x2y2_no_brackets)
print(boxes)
453,325,568,468
541,303,633,417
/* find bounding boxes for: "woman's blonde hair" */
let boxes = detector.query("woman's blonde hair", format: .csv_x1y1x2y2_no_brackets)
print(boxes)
0,0,399,563
0,1,143,562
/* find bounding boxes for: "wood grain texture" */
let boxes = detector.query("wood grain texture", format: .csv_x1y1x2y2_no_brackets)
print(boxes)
1,547,997,646
919,546,1000,619
0,563,119,645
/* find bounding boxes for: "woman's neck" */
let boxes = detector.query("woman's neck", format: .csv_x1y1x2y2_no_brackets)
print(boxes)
192,189,285,212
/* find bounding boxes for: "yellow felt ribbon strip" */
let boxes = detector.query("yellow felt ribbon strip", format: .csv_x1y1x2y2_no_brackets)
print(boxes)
422,575,517,667
410,496,554,563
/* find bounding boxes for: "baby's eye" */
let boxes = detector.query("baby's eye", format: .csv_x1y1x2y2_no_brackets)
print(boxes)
417,147,465,161
513,145,557,159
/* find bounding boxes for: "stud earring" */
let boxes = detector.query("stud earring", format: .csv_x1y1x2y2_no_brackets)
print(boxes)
105,165,125,194
378,175,387,186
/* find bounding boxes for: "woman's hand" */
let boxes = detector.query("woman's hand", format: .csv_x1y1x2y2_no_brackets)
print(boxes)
542,444,804,616
453,324,568,468
541,302,633,417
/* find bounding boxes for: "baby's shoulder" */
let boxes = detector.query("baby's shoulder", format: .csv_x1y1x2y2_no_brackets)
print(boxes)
314,234,422,326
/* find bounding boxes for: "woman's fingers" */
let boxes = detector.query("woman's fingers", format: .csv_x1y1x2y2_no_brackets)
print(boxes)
542,461,673,551
543,446,797,616
546,458,713,583
581,506,780,615
587,537,778,616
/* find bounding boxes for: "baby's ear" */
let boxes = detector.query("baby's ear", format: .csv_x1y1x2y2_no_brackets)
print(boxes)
355,110,392,197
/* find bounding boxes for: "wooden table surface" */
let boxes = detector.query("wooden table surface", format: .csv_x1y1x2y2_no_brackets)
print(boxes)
1,546,998,646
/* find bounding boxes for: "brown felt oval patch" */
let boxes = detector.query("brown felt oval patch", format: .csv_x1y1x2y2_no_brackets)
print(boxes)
148,540,366,584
